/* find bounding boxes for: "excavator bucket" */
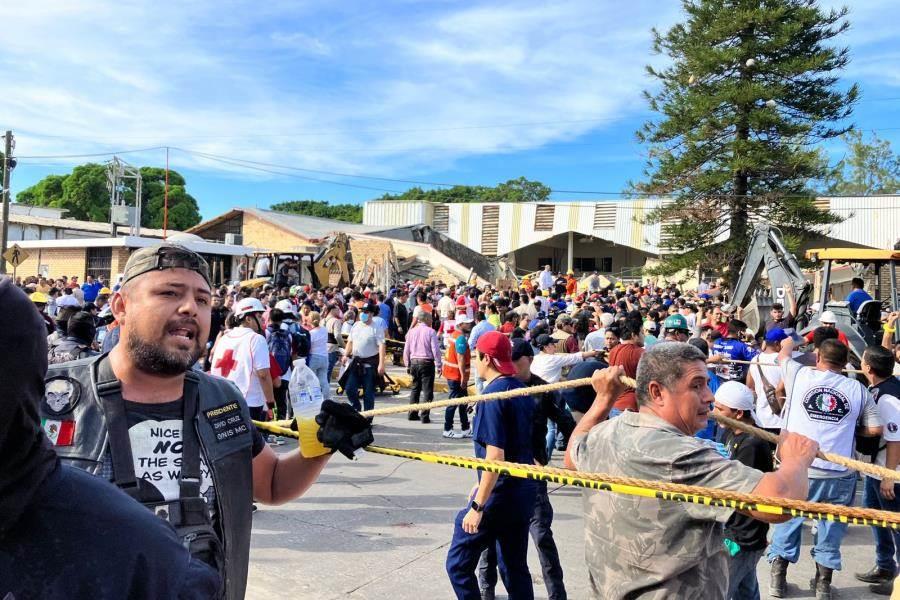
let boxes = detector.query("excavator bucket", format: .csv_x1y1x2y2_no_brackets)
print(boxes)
742,297,761,334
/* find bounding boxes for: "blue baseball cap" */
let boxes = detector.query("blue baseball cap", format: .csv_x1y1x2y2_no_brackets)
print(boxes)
765,328,789,344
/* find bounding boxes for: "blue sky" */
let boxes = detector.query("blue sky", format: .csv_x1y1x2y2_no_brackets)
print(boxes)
6,0,900,221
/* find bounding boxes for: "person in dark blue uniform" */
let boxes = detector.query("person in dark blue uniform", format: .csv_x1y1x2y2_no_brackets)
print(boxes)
478,338,576,600
0,277,220,600
445,331,537,600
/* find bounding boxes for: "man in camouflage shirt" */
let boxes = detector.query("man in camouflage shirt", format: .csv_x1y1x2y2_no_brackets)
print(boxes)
564,343,819,599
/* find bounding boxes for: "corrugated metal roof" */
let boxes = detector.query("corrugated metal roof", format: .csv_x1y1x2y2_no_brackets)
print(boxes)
4,212,168,238
242,207,385,240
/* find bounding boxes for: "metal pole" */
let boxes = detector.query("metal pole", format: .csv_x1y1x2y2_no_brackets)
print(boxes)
1,131,12,275
890,260,899,344
567,230,574,274
163,146,169,239
819,259,831,311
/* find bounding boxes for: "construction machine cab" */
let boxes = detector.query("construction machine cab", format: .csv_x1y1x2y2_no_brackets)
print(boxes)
804,247,900,359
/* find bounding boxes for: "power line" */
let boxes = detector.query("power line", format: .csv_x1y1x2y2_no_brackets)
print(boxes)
15,146,167,160
171,148,900,200
180,150,401,194
11,144,900,201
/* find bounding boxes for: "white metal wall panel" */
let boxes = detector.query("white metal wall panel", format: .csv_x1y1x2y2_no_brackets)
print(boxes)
827,196,900,250
497,204,515,255
362,201,428,228
361,196,899,257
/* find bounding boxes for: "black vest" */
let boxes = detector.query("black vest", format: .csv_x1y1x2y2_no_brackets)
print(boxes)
42,355,254,600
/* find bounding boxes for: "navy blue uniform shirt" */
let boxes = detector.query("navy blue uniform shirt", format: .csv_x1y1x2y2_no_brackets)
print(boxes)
472,375,536,508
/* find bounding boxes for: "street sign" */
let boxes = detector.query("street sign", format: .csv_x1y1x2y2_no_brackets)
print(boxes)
3,243,28,269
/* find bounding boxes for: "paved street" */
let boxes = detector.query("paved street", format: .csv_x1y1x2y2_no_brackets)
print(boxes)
247,377,890,600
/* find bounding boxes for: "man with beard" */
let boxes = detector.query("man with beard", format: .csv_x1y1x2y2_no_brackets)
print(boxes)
41,244,373,600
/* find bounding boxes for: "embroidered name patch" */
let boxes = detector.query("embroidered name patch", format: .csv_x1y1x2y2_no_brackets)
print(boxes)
204,402,249,442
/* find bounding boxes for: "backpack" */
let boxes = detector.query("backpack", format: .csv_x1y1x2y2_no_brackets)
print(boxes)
267,327,293,372
287,321,311,358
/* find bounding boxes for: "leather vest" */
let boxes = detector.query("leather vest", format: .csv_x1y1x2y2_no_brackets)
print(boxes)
48,337,97,365
42,355,254,600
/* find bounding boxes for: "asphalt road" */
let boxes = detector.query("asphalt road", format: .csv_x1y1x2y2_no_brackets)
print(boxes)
246,374,892,599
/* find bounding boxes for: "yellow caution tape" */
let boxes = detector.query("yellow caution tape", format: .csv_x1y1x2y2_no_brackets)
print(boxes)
252,420,900,530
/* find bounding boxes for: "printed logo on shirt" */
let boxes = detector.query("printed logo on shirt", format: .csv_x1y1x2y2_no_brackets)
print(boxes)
204,402,250,443
128,419,214,504
802,386,851,423
888,422,898,434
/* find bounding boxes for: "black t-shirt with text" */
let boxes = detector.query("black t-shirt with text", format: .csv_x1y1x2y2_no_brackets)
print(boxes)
101,397,266,520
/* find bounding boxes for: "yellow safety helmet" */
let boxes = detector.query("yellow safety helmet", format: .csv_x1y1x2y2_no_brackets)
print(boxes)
567,269,574,275
99,287,112,295
29,291,49,304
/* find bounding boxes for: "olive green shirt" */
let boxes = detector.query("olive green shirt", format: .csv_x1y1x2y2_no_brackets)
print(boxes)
572,411,764,599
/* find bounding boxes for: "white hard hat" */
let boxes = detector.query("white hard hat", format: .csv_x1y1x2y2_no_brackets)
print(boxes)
275,299,298,317
820,310,837,324
234,297,266,319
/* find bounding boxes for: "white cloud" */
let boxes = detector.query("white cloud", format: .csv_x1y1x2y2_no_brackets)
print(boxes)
10,0,890,190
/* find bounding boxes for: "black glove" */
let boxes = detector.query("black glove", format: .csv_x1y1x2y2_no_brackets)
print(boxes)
315,400,374,460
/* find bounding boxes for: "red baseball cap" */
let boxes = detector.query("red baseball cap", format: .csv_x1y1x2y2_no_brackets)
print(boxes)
475,331,516,376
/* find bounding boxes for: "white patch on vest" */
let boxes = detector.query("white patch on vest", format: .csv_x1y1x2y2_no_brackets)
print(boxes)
128,419,213,503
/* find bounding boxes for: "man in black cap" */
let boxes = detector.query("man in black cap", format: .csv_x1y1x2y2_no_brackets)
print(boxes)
41,244,373,600
0,277,221,599
477,337,576,600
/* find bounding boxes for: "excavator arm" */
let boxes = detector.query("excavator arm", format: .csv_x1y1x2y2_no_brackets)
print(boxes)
729,223,812,333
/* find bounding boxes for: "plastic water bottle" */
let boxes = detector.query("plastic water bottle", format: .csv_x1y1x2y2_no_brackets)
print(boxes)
289,358,329,458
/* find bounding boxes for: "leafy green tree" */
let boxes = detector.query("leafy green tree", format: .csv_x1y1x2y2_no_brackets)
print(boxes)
375,177,551,204
15,174,66,208
60,164,109,222
16,163,201,230
269,200,363,223
632,0,856,285
139,167,202,230
824,130,900,195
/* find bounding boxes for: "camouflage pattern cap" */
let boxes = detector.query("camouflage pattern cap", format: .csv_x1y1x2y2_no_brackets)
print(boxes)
122,244,211,287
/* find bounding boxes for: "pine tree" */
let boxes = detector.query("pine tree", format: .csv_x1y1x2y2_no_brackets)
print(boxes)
633,0,857,285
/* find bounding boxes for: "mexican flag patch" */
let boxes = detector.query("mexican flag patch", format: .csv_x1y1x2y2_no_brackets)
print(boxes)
41,418,76,446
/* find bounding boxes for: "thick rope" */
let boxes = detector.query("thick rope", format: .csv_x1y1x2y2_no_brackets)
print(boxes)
268,372,898,481
248,418,900,530
719,358,864,375
364,445,900,529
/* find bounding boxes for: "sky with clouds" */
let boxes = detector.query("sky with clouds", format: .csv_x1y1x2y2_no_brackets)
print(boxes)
5,0,900,219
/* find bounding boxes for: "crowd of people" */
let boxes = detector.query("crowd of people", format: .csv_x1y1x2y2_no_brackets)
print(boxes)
3,249,900,600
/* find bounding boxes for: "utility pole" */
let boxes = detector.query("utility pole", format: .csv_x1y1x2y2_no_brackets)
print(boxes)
1,131,14,275
163,146,169,239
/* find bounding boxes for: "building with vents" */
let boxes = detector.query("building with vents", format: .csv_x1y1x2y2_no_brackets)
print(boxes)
362,197,900,277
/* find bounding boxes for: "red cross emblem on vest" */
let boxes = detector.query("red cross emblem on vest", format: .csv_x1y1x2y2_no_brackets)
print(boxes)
215,349,238,377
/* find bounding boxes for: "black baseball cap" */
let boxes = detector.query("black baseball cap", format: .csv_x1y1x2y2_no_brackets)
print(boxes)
534,334,554,349
122,244,210,287
510,338,534,360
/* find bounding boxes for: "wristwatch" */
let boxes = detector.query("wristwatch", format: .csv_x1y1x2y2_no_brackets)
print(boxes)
470,500,484,513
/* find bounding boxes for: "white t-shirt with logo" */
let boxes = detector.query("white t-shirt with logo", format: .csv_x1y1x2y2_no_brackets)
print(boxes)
210,327,271,408
782,359,880,476
870,379,900,480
